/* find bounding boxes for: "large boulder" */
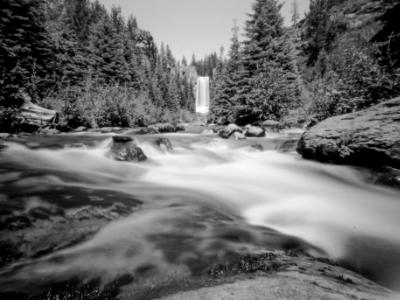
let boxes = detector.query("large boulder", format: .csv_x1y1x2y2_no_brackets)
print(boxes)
297,97,400,168
218,124,243,139
109,135,147,162
244,125,265,137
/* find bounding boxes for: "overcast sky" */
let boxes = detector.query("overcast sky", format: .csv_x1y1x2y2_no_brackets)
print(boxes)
98,0,310,60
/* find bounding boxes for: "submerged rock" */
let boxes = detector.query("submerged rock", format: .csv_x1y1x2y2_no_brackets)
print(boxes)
218,124,242,139
155,137,173,151
133,127,160,135
297,97,400,168
244,125,265,137
230,131,246,140
109,135,147,162
150,123,176,133
250,143,264,151
65,143,87,150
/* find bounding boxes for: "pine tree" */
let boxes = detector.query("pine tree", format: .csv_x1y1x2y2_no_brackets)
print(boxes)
234,0,298,124
90,13,130,84
210,21,242,124
0,0,55,106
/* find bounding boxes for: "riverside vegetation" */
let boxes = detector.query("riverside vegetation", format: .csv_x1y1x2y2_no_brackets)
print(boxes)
1,0,399,133
1,1,400,299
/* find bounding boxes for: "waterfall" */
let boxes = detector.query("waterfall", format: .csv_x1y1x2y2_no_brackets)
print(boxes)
195,77,210,114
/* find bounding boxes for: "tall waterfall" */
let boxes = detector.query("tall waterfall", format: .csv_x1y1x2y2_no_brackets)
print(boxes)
195,77,210,114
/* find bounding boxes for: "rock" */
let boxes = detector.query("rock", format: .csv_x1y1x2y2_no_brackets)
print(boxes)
201,129,214,135
297,97,400,168
262,120,281,132
109,136,147,162
278,139,298,153
38,126,60,135
150,123,176,133
305,117,319,129
73,126,87,133
155,137,173,151
100,127,114,134
218,124,243,139
112,135,134,143
133,127,160,135
230,131,246,140
175,123,186,132
244,125,265,137
250,144,264,151
0,141,7,151
65,143,87,150
0,133,10,139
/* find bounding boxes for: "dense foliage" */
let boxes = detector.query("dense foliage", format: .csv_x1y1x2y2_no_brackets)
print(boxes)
0,0,196,129
300,0,400,120
210,0,300,125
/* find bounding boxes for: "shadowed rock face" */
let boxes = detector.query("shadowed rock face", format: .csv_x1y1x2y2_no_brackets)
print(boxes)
109,136,147,162
297,97,400,168
218,124,243,139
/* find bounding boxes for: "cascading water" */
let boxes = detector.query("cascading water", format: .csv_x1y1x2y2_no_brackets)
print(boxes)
195,77,210,114
0,133,399,297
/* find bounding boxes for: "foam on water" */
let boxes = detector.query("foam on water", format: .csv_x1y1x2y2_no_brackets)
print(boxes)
0,134,400,290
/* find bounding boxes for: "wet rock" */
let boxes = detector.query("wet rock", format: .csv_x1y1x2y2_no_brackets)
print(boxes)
297,97,400,168
133,127,159,135
109,136,147,162
277,139,298,153
150,123,176,133
305,117,319,129
100,127,114,134
65,143,87,150
230,131,246,140
155,137,173,151
38,126,60,135
250,144,264,151
262,120,281,132
244,125,265,137
0,133,10,139
175,123,186,132
218,124,243,139
112,135,134,143
73,126,87,133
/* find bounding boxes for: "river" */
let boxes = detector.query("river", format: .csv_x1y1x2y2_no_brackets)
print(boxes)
0,131,399,298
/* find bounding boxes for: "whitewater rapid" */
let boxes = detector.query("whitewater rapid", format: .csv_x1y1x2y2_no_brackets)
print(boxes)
0,133,399,290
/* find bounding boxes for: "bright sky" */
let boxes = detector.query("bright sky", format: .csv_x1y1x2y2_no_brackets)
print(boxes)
98,0,310,60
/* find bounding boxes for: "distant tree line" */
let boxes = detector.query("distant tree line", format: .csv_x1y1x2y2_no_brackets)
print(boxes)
0,0,196,129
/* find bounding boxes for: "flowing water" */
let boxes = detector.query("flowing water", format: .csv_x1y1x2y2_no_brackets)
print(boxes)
0,132,399,297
